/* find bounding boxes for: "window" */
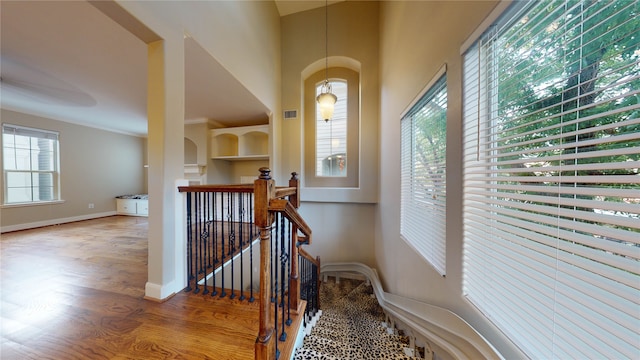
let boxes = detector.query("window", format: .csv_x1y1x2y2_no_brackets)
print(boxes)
401,72,447,276
462,1,639,359
2,124,60,204
304,67,359,188
316,80,347,177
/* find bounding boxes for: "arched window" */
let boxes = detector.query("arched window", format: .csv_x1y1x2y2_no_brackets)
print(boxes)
304,67,359,187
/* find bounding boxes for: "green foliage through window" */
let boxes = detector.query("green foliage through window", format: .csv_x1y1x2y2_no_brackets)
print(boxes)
401,74,447,275
462,0,639,358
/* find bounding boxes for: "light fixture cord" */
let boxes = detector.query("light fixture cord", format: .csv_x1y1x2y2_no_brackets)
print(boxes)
325,0,329,83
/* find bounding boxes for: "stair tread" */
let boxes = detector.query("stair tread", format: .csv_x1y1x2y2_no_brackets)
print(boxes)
304,333,408,351
309,326,408,343
293,347,341,360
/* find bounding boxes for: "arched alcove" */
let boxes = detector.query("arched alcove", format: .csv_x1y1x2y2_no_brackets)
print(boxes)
184,137,197,164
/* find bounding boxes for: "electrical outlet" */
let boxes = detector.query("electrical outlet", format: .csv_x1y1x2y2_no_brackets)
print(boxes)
88,203,94,209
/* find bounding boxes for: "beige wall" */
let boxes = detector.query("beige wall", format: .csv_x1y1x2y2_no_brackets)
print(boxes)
280,1,379,201
377,1,523,358
0,109,145,230
184,122,208,166
280,1,380,268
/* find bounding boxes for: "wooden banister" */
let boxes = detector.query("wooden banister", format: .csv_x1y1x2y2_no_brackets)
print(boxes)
178,184,255,193
268,199,312,244
273,187,297,199
299,247,319,268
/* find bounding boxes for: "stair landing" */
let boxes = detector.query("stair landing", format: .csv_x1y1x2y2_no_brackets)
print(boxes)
179,287,306,360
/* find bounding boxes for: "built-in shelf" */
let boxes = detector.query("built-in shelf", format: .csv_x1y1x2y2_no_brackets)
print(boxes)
184,164,206,174
209,124,269,161
211,155,269,161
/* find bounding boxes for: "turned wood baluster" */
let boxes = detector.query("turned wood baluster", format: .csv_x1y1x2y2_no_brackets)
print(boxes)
255,168,275,360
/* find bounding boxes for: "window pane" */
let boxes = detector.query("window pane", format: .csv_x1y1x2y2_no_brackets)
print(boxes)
316,80,348,177
14,148,32,170
462,1,640,358
13,135,31,150
401,74,447,275
3,124,60,204
6,171,34,203
7,172,32,187
6,188,32,203
3,147,16,170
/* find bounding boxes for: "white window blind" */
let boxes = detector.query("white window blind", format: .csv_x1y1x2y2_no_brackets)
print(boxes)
401,74,447,276
462,1,640,358
2,124,60,204
316,80,348,177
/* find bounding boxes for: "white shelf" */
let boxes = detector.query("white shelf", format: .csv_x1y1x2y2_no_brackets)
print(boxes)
210,124,269,161
211,155,269,161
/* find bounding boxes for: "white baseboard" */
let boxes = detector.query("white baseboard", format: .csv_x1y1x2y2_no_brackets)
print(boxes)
145,280,178,301
0,211,117,233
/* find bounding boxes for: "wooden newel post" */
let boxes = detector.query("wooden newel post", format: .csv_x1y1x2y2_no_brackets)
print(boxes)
255,168,275,360
289,172,300,209
288,172,301,313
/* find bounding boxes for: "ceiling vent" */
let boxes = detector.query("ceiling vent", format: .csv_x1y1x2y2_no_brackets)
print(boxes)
283,110,298,119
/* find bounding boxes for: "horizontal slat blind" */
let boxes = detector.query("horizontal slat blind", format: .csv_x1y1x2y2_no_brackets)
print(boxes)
2,124,59,141
462,0,640,358
401,75,447,275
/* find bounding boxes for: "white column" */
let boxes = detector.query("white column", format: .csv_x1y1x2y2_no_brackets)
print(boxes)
145,36,185,300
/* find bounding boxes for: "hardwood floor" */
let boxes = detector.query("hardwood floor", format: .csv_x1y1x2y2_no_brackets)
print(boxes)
1,216,299,360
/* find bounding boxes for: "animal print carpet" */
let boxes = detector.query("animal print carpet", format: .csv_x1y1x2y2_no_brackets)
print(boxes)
293,277,420,359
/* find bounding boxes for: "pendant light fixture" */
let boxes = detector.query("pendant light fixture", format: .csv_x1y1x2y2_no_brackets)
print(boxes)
316,0,337,122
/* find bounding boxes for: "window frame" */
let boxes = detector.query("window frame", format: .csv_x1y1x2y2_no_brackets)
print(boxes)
2,123,61,206
304,67,359,188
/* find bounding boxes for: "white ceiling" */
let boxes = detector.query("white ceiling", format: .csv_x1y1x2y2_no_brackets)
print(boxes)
0,1,283,137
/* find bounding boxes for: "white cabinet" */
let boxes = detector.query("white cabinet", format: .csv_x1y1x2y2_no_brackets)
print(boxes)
135,199,148,215
116,197,148,217
210,124,269,160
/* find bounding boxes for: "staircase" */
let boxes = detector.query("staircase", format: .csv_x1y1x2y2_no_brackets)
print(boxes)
178,168,317,360
294,277,421,360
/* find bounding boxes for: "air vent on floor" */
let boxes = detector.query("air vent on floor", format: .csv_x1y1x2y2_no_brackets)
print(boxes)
283,109,298,119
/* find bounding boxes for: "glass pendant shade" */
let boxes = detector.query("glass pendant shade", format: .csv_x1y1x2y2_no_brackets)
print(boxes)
316,81,337,122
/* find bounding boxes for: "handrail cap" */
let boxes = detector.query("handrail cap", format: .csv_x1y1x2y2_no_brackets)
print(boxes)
259,167,272,180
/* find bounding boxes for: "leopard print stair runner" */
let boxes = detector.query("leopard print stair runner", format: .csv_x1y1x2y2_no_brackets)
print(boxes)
294,278,419,360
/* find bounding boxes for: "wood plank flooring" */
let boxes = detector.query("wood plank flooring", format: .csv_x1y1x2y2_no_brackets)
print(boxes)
0,216,300,360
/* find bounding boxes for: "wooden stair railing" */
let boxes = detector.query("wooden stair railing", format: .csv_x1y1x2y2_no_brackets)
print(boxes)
255,168,316,360
177,184,257,299
178,168,317,360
